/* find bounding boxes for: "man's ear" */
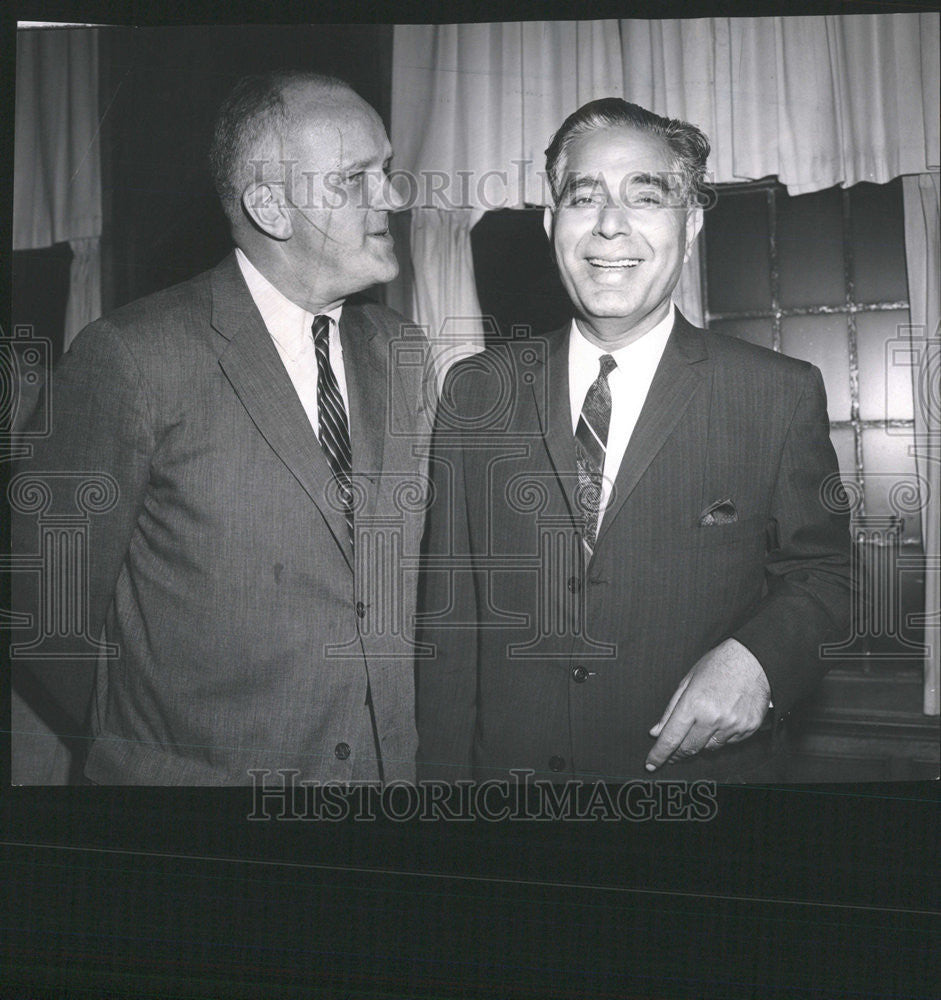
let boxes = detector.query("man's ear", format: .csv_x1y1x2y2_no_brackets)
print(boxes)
543,205,555,241
242,182,293,241
683,205,704,262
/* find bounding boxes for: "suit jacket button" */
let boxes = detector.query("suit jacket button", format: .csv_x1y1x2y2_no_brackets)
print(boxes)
335,742,351,760
548,755,565,772
567,576,581,593
571,665,589,683
355,601,366,619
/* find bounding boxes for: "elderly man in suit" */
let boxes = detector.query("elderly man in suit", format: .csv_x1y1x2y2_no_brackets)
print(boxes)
12,71,431,784
416,98,851,783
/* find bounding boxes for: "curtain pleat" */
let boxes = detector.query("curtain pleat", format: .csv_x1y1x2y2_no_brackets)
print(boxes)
14,28,102,347
409,208,487,386
903,173,941,715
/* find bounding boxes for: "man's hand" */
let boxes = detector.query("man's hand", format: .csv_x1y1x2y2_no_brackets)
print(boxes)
645,638,771,771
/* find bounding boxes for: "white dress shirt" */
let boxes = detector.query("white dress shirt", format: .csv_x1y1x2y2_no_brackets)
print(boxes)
235,247,348,437
568,303,675,531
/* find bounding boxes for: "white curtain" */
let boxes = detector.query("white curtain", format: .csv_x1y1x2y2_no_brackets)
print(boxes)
393,14,938,345
903,173,940,715
392,14,941,712
410,208,487,387
13,27,102,349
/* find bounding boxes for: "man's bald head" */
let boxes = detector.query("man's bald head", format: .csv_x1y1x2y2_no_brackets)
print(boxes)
209,70,356,227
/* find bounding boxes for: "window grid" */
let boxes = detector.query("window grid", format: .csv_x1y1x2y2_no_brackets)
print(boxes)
701,180,916,537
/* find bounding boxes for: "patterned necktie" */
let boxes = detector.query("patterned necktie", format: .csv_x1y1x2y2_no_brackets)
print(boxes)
574,354,617,553
313,315,354,545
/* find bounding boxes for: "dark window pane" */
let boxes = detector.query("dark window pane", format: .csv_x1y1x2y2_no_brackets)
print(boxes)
471,209,573,341
703,189,771,313
780,315,852,422
777,187,845,308
849,179,909,304
856,309,914,421
862,428,922,544
708,318,773,350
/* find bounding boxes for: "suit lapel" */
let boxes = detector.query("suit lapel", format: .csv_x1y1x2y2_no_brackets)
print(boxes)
594,312,711,550
531,327,581,522
341,306,387,523
211,255,353,570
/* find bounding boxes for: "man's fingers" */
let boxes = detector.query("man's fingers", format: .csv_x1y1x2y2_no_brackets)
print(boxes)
704,731,727,751
665,721,723,764
649,671,692,738
645,713,697,771
646,642,772,769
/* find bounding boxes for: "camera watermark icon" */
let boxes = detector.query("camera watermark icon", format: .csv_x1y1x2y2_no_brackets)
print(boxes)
884,325,940,448
0,323,53,461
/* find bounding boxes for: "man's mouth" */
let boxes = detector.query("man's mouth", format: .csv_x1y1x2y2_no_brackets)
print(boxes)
587,257,642,269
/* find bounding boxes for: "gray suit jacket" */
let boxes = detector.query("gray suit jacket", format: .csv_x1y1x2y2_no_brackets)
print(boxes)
12,253,432,784
416,314,852,783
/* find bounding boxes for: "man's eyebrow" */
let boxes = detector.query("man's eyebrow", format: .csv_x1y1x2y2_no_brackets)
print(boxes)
337,157,372,173
624,172,672,192
561,174,604,195
338,148,393,173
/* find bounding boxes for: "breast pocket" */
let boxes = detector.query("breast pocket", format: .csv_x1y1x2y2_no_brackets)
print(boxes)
689,515,770,550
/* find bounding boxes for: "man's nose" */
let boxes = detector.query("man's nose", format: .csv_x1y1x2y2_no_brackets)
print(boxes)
371,171,406,212
594,203,633,238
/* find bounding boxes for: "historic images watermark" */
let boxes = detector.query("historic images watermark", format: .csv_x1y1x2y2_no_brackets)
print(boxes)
248,158,720,213
247,769,719,822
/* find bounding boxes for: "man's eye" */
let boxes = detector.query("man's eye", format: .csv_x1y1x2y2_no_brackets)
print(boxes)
344,171,365,185
568,192,602,207
632,192,663,206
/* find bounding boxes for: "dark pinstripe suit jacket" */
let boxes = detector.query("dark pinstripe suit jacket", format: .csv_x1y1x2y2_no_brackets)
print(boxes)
416,313,851,783
12,253,432,784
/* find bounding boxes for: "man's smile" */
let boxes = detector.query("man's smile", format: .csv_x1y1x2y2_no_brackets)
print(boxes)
587,257,642,269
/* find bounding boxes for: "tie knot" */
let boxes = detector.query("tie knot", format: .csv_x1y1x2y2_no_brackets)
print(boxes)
599,354,617,378
312,314,331,349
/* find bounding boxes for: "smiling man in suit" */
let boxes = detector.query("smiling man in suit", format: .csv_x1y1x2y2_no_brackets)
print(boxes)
12,71,431,784
416,98,851,783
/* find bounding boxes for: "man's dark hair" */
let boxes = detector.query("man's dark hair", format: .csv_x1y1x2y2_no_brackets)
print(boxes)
544,97,710,206
209,70,352,222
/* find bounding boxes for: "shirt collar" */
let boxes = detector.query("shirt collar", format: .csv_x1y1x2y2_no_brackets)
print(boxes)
569,302,675,369
235,248,344,362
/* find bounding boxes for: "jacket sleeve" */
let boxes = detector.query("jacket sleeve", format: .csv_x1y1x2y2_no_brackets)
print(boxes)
732,364,853,716
10,320,155,732
415,370,480,782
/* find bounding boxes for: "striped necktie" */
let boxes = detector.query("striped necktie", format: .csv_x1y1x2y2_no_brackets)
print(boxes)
574,353,616,553
313,315,354,545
